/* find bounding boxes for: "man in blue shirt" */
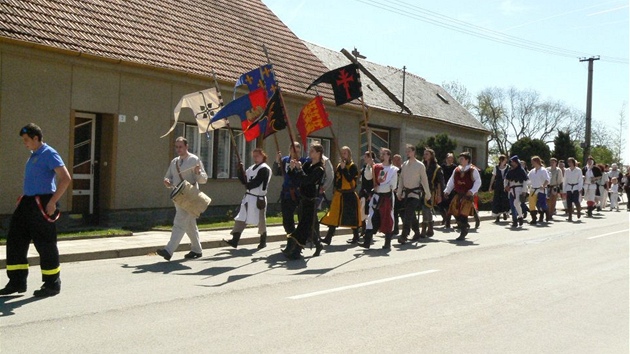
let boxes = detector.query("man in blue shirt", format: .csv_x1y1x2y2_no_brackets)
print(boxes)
0,123,71,297
273,142,307,234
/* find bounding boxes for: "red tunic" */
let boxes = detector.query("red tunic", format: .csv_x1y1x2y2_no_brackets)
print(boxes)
453,165,476,194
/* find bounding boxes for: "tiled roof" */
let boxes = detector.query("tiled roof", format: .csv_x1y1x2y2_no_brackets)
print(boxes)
0,0,332,96
304,41,489,132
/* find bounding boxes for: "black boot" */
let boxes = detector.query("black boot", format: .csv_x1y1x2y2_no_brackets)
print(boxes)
511,217,517,228
539,211,546,223
444,215,451,229
359,230,373,249
397,232,408,244
577,206,582,219
566,206,573,222
257,232,267,249
518,216,524,226
223,232,242,248
0,282,27,296
347,228,360,244
382,233,392,249
427,221,434,237
419,223,427,239
494,215,501,223
529,211,538,225
587,206,593,217
322,227,335,245
313,240,323,257
456,218,469,241
282,237,303,260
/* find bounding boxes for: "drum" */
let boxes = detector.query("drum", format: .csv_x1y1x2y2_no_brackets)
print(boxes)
170,180,212,218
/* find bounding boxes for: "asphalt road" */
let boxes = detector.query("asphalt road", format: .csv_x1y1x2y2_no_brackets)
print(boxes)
1,212,628,353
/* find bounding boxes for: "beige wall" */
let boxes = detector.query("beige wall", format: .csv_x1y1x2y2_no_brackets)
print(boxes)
0,42,487,217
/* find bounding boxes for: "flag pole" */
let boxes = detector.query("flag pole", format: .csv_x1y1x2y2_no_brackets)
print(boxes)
262,44,300,157
211,69,243,166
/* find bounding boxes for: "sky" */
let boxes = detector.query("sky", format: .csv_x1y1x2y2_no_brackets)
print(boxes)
263,0,629,161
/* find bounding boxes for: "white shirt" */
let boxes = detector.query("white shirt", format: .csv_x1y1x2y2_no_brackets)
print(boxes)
528,167,550,189
374,164,398,194
444,164,481,194
165,153,208,188
563,167,583,192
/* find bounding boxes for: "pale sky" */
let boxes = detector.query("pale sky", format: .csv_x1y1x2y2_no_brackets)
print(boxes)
263,0,629,161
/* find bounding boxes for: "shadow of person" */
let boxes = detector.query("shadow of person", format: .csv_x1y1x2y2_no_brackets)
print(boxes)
392,243,427,251
321,243,356,253
206,248,259,262
0,295,46,317
121,260,192,274
446,239,478,246
360,247,392,257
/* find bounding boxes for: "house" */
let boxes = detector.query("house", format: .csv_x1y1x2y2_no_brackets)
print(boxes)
0,0,487,233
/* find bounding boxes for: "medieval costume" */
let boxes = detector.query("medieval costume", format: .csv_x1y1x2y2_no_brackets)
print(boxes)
396,157,430,243
595,166,609,211
546,164,563,220
359,163,398,249
422,159,444,238
281,160,325,259
273,155,307,234
504,156,528,228
320,161,361,245
444,161,481,241
357,162,374,240
224,162,271,249
527,165,551,224
563,165,583,221
582,161,602,217
439,161,457,227
490,164,510,222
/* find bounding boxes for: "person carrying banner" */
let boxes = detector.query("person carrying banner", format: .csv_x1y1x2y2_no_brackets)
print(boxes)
1,124,71,297
223,149,272,249
352,151,375,244
156,137,208,261
273,142,307,235
320,146,361,246
359,148,399,249
282,144,326,259
527,156,551,224
443,152,481,241
396,145,430,244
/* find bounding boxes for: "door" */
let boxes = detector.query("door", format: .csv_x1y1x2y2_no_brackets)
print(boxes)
72,112,96,216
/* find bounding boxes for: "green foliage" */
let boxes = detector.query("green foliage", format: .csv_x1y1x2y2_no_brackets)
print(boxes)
417,133,458,163
480,167,494,192
510,137,551,169
552,130,577,162
590,145,614,165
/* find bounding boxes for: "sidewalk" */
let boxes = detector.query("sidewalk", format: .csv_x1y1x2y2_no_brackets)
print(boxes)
0,211,494,268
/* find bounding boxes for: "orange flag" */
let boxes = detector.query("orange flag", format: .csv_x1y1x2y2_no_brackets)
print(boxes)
296,96,331,147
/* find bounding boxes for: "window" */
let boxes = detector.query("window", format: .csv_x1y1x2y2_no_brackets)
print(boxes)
361,125,390,159
216,129,256,179
463,146,476,163
306,137,332,158
174,122,213,177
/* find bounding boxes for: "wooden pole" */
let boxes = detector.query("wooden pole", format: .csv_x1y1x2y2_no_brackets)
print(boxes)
262,44,299,157
329,125,343,163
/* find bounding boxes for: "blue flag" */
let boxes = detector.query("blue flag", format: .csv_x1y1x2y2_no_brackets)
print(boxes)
211,88,267,141
234,64,277,99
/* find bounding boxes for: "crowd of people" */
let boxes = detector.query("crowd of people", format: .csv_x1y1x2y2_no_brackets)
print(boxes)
155,139,629,261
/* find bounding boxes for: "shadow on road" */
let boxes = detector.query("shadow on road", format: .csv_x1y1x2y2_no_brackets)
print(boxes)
446,239,479,246
121,260,192,274
0,295,46,317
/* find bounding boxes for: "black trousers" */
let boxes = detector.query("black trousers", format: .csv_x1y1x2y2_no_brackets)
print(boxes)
292,197,319,246
6,195,60,287
401,197,420,237
280,196,300,234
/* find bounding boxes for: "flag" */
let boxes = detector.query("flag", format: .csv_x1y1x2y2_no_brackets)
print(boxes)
234,64,277,100
296,95,332,147
306,63,362,106
245,88,287,140
161,88,222,138
210,88,267,141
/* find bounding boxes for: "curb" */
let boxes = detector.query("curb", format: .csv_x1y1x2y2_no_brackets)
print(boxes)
0,216,493,268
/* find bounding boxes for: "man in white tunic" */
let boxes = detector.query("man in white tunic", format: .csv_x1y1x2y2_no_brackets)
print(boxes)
224,148,272,249
157,137,208,261
563,157,583,222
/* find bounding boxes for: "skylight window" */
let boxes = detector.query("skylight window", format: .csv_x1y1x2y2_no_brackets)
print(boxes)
436,93,449,104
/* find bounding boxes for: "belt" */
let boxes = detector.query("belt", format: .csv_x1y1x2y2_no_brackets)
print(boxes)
376,192,392,197
18,195,60,223
246,192,266,198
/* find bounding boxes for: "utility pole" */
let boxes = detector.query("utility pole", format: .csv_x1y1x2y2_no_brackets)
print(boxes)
579,56,600,164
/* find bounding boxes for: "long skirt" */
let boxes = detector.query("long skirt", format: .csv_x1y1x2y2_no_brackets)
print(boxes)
491,188,510,215
320,190,361,227
289,196,318,246
448,193,475,218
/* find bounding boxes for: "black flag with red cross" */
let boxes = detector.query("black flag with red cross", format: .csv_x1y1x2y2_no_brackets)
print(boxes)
306,63,362,106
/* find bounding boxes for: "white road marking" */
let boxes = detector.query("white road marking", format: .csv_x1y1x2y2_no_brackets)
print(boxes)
287,269,440,300
587,229,629,240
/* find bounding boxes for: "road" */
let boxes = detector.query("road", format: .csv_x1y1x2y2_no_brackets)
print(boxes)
1,212,628,353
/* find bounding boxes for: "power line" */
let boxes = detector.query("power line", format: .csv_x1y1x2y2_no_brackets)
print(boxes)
352,0,629,64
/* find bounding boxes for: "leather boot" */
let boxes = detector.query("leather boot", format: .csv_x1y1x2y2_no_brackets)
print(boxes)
456,217,469,241
282,237,303,260
223,232,242,248
529,211,538,225
427,221,434,237
539,211,546,223
313,239,323,257
419,223,427,239
566,206,573,222
322,227,335,245
444,215,451,228
382,233,392,249
257,232,267,249
587,206,593,217
359,229,373,249
347,228,360,244
577,206,582,219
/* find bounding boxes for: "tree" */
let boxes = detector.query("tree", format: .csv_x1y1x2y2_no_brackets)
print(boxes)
510,137,551,169
612,102,627,165
417,133,458,163
442,80,474,111
590,145,614,165
552,130,577,161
